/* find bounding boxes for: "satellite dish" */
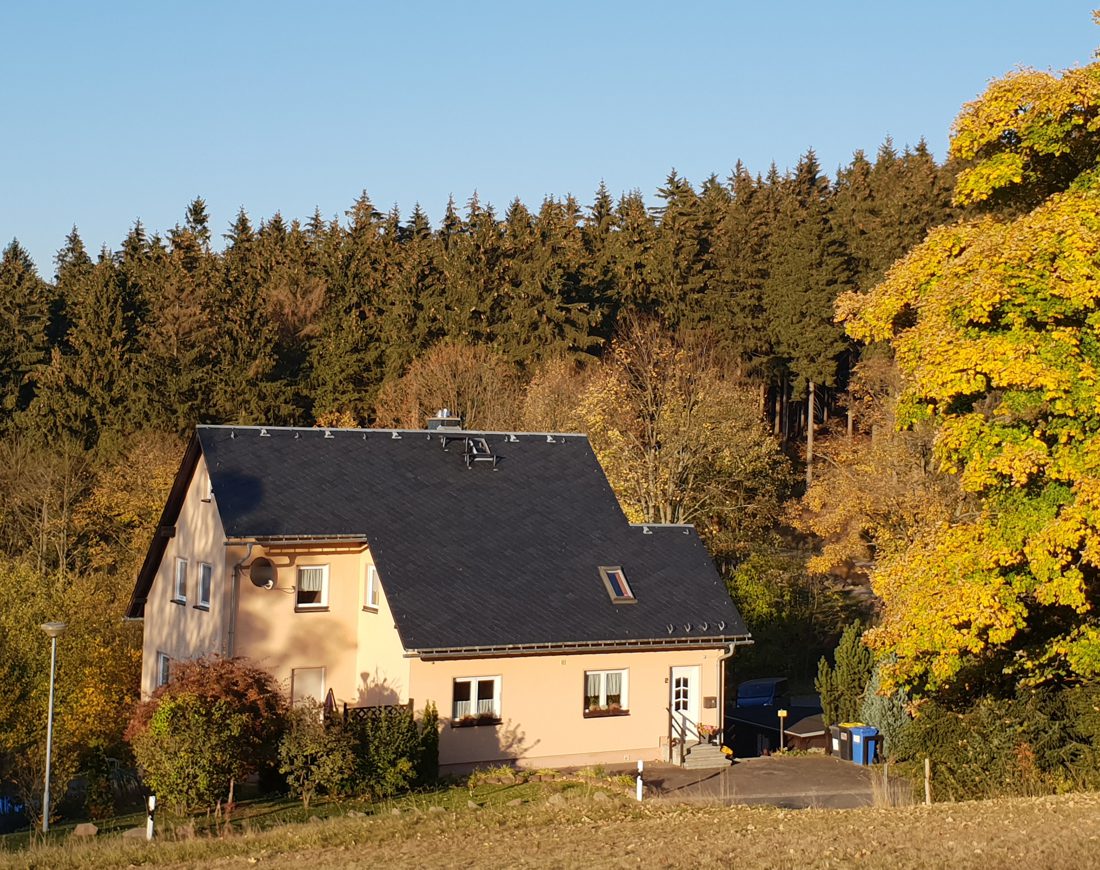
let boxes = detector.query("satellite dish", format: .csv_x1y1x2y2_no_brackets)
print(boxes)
249,557,276,589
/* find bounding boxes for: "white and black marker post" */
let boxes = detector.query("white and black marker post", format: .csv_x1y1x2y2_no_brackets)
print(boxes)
636,760,644,802
146,794,157,841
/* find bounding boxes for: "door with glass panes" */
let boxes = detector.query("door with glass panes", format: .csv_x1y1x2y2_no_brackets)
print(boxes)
670,665,700,741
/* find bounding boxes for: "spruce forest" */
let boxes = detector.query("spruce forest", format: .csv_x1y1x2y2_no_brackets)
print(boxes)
7,28,1100,815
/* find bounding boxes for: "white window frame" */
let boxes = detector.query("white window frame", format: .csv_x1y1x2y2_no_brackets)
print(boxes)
156,652,171,688
173,557,188,604
584,668,629,715
452,676,502,724
295,564,329,610
197,562,212,609
363,564,380,611
291,667,326,705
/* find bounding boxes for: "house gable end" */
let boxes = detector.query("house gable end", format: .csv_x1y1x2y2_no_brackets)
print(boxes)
125,433,204,619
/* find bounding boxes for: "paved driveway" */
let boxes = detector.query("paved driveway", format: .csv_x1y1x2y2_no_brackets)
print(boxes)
638,756,880,809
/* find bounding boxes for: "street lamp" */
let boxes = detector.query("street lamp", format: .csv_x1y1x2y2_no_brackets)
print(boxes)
40,621,65,835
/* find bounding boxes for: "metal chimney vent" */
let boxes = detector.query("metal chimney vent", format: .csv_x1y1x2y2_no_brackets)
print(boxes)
426,408,464,431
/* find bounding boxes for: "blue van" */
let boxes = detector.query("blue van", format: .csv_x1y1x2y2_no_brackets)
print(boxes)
735,677,789,708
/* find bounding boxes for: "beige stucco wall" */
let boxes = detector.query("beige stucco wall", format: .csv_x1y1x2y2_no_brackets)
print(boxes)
140,455,229,697
232,543,410,706
410,648,726,772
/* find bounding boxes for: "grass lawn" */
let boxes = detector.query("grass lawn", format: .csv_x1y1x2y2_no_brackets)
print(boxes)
2,781,1099,869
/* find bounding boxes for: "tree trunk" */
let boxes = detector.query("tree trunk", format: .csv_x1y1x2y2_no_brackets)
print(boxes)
773,383,781,437
806,381,815,488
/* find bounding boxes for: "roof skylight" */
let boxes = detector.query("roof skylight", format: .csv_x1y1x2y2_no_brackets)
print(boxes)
599,566,636,604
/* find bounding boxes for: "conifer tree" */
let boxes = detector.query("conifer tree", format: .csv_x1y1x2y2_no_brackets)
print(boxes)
25,254,137,444
0,241,51,425
763,151,853,394
647,171,711,327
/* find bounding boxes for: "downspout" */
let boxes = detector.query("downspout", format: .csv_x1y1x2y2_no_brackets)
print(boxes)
227,542,254,658
718,642,737,744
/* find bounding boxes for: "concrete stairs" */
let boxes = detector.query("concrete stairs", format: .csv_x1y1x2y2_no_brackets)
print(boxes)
682,741,731,770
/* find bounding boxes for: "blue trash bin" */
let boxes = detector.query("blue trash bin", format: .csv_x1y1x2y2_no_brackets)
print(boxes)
848,726,879,765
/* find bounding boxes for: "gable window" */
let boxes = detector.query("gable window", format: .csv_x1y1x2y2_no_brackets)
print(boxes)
156,652,171,688
296,565,329,610
599,566,635,604
452,676,501,725
364,564,380,611
172,558,188,604
584,669,629,716
291,667,325,704
197,562,212,609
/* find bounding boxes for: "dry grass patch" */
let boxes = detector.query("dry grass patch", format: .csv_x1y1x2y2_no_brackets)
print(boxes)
1,788,1099,869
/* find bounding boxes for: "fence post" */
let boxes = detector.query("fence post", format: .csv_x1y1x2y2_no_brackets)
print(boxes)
924,758,932,806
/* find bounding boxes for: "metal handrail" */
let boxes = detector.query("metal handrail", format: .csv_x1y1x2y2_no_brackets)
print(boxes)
666,707,712,766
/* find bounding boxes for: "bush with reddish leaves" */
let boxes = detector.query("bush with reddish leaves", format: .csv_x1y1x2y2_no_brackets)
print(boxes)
126,656,288,787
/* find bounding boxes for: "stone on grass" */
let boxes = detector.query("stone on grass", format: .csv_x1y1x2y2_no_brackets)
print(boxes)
347,810,366,818
122,826,147,840
547,794,566,807
390,808,402,816
309,815,323,824
506,798,524,807
592,791,610,802
467,800,480,810
71,822,98,838
428,806,446,815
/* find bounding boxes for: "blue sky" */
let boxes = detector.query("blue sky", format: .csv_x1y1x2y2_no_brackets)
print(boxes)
1,1,1096,276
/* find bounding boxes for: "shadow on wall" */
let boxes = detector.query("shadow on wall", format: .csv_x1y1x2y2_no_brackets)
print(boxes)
356,670,403,706
442,717,539,770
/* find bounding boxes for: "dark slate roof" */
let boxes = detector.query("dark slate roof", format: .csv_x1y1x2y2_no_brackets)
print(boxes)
130,425,749,652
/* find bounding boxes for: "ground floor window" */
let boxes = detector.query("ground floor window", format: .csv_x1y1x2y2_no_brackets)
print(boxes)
584,669,629,716
452,676,501,725
291,667,326,704
156,652,171,688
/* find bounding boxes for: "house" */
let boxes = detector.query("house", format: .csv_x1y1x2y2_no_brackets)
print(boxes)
125,422,752,772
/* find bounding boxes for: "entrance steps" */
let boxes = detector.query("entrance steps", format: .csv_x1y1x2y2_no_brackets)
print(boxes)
683,741,731,770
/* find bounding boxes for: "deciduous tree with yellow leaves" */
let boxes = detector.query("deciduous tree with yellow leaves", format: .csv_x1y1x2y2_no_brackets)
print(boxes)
839,31,1100,694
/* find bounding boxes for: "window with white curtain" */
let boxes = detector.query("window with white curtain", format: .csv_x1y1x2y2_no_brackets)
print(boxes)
296,565,329,609
364,564,380,610
172,558,188,603
452,676,501,723
584,669,629,715
291,667,326,704
198,562,212,608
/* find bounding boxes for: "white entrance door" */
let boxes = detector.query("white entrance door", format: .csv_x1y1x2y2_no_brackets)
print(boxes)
670,666,701,742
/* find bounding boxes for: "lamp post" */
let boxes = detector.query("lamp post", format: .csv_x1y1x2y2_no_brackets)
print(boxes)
40,621,65,835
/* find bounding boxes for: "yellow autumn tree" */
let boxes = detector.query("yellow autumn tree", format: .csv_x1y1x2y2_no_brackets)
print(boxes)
578,318,791,561
839,37,1100,693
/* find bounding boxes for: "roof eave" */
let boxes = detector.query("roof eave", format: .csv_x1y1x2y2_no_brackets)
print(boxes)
409,634,753,660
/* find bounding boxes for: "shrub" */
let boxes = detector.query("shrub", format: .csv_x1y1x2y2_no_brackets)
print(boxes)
347,707,418,799
126,655,288,784
416,702,440,786
894,685,1100,800
859,660,911,756
125,656,289,812
278,701,357,810
130,693,249,813
334,703,440,800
